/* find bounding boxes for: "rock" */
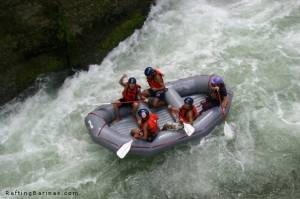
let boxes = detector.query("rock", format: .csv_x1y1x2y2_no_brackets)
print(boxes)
0,0,154,105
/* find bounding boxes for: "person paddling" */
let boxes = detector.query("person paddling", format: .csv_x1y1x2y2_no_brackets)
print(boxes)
142,66,167,108
131,109,159,142
162,97,198,130
200,75,228,115
113,74,141,122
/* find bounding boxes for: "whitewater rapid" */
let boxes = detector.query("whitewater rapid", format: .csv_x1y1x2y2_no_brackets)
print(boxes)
1,0,300,198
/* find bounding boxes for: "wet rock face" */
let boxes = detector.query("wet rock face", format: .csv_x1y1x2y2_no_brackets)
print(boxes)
0,0,154,105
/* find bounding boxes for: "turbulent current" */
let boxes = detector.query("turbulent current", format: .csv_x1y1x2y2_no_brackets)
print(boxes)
1,0,300,198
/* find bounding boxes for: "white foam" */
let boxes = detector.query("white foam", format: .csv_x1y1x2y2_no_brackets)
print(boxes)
1,0,300,196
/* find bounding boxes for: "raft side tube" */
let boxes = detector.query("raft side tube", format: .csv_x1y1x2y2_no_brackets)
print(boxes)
84,74,233,156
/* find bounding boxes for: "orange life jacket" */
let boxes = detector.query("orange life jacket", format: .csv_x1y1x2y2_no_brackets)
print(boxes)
178,105,198,123
122,84,140,102
147,69,164,89
141,113,159,135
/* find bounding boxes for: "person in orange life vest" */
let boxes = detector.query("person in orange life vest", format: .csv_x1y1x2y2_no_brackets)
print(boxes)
142,66,167,108
131,109,159,142
199,75,228,115
113,74,141,122
162,97,198,130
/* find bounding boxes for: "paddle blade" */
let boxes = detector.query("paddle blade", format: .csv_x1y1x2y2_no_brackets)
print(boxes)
116,140,133,159
183,123,195,136
97,102,112,105
224,121,234,140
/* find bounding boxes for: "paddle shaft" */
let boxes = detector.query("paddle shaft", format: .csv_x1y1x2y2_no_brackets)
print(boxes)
217,89,227,120
113,100,141,104
99,100,144,105
217,89,235,139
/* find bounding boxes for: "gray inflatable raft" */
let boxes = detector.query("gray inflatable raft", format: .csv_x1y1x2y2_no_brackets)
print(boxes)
85,75,233,156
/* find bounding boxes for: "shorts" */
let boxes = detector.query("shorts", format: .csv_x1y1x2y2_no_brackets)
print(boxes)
200,97,220,113
131,129,157,142
146,134,157,142
117,98,136,108
148,88,166,100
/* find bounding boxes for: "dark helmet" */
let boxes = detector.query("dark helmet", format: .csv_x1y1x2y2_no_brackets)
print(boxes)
184,97,194,105
128,77,136,84
138,108,149,119
210,75,224,85
144,67,154,76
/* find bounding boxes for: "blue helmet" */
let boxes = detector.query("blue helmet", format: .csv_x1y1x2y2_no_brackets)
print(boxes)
128,77,136,84
144,67,154,76
210,75,224,85
138,109,150,119
184,97,194,105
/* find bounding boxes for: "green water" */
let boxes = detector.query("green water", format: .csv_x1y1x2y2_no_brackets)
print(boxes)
1,0,300,198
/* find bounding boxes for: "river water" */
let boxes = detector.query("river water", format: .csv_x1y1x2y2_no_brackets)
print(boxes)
1,0,300,198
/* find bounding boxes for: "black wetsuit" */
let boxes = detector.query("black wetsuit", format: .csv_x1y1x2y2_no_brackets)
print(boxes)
201,84,227,113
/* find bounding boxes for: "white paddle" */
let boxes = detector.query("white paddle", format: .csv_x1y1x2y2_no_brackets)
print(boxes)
117,123,195,158
183,123,195,136
116,140,133,159
83,100,145,107
224,121,234,140
217,90,235,140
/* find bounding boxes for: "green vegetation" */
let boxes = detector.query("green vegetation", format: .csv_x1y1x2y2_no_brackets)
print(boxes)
0,0,153,104
16,55,64,88
99,11,145,54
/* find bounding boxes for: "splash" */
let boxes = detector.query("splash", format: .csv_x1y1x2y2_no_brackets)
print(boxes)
1,0,300,198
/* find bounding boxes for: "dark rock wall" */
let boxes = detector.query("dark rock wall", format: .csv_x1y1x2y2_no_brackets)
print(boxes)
0,0,154,105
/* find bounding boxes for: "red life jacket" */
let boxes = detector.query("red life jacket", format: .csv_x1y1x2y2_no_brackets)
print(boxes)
141,113,159,135
147,69,164,89
122,84,141,102
178,105,198,123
